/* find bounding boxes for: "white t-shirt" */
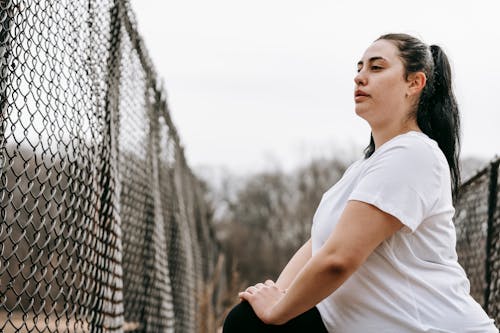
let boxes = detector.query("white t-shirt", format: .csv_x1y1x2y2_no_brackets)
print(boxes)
311,131,498,333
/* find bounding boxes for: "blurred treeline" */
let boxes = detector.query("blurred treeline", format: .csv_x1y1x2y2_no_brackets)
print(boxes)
196,153,354,297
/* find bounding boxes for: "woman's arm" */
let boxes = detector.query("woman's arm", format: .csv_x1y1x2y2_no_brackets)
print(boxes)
239,200,403,325
275,238,312,291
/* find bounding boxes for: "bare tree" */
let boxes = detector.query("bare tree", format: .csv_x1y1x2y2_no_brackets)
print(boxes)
207,155,353,286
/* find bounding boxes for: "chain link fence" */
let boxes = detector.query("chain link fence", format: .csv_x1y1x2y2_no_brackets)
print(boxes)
1,0,222,332
455,157,500,325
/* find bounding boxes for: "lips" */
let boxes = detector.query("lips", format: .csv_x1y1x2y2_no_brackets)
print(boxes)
355,89,369,97
354,89,370,102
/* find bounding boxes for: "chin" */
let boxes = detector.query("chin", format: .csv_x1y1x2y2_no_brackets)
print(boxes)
354,105,368,118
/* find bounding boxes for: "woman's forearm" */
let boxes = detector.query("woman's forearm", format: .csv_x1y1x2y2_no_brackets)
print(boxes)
271,247,354,325
275,238,312,291
241,201,403,325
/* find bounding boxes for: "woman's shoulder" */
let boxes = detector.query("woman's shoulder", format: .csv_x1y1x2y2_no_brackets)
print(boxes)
373,131,443,164
362,131,449,181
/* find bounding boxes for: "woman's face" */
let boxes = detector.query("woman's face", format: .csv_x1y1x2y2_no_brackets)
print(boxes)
354,39,411,129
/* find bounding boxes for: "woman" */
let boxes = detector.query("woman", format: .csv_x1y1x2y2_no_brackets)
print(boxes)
222,33,499,332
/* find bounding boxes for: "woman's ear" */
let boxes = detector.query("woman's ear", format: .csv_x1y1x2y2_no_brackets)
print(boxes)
406,72,427,97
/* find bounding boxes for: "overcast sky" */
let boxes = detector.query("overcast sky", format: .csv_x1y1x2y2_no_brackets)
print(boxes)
129,0,499,174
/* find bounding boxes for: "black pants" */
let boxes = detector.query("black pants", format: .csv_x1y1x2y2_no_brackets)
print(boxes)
222,301,328,332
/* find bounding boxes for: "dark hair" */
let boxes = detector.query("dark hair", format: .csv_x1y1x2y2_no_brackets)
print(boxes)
362,33,461,202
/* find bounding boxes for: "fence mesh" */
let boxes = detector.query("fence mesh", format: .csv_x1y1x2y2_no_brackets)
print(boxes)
455,158,500,325
1,0,499,331
1,0,221,332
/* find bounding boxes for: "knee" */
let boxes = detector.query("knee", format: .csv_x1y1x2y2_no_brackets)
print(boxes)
222,301,266,333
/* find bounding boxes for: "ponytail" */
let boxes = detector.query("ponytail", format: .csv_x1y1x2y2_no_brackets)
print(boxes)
364,34,462,203
417,45,461,203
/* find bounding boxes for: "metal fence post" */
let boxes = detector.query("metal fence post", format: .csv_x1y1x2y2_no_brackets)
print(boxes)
484,158,499,314
0,0,13,222
98,0,124,330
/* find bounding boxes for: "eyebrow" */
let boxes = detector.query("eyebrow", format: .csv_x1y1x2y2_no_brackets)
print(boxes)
357,56,387,67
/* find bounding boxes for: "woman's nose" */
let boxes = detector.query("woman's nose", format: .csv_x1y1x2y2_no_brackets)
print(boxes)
354,71,367,86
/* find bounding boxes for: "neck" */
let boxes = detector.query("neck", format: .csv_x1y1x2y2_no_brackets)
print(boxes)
372,124,422,150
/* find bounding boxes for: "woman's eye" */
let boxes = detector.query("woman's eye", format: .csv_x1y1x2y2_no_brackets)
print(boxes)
357,65,383,73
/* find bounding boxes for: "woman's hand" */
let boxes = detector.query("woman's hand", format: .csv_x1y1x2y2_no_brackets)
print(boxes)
238,280,286,325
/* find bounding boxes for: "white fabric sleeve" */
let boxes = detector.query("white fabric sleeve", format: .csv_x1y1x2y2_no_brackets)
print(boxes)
347,139,441,232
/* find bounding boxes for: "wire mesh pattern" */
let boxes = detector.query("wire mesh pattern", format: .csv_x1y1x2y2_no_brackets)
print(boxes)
455,158,500,326
455,168,490,305
1,0,220,332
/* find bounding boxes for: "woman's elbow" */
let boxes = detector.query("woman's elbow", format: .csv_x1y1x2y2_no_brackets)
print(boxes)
320,251,361,276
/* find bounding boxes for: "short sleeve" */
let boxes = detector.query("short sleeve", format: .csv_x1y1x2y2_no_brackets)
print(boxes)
347,138,441,232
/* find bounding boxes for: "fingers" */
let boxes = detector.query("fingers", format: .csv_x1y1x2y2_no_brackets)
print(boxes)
239,280,276,300
245,286,258,294
244,280,274,292
255,283,266,290
238,289,253,301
